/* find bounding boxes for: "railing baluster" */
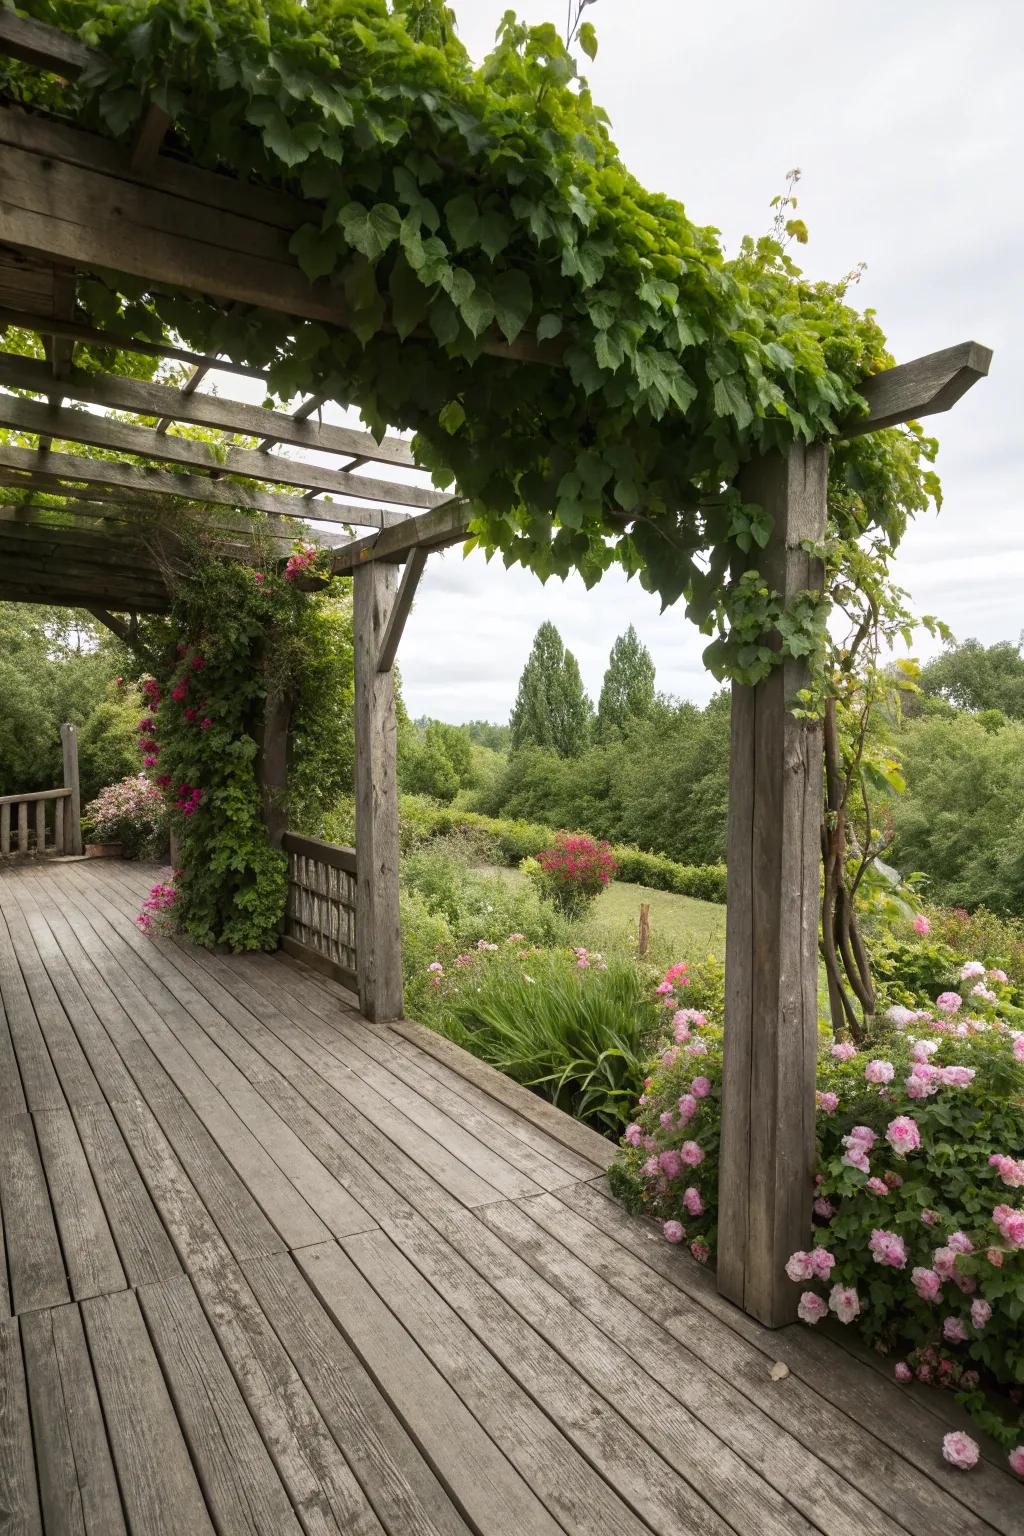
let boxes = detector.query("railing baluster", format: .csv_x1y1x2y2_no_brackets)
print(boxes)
280,832,359,994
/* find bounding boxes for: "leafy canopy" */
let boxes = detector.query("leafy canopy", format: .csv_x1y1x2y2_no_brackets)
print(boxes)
17,0,939,682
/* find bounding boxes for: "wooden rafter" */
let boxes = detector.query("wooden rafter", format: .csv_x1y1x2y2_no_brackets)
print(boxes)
0,354,417,469
329,500,471,574
0,306,269,383
0,442,403,530
839,341,993,437
0,392,439,509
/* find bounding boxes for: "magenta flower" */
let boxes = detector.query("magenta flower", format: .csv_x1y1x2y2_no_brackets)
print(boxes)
662,1220,685,1244
690,1238,709,1264
894,1362,912,1383
658,1149,682,1179
690,1075,711,1098
1009,1446,1024,1477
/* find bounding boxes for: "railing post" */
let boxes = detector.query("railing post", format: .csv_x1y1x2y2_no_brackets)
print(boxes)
259,683,291,850
60,721,82,855
716,443,827,1327
353,561,403,1023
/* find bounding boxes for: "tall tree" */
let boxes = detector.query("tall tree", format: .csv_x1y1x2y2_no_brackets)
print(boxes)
919,636,1024,719
596,624,656,738
509,622,592,757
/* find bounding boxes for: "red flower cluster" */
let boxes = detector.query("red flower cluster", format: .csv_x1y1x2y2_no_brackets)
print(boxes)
537,832,617,891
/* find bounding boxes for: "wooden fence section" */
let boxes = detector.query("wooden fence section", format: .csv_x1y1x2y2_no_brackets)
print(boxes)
281,830,358,993
0,787,70,856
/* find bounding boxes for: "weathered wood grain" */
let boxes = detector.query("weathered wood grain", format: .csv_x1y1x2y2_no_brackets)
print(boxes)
60,721,82,856
21,1304,127,1536
138,1274,305,1536
718,443,827,1327
33,1107,127,1301
331,501,470,575
840,341,992,437
0,1316,43,1535
74,1103,182,1288
354,561,404,1022
82,1289,216,1536
0,1113,70,1314
376,546,428,673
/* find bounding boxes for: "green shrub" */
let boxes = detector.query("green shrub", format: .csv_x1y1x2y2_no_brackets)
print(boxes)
402,838,568,950
395,798,727,904
400,888,455,1019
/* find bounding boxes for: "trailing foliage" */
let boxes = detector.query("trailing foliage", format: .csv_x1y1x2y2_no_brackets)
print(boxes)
17,0,938,686
139,556,353,951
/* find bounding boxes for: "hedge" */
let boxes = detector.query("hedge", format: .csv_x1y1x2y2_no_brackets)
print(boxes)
399,796,727,905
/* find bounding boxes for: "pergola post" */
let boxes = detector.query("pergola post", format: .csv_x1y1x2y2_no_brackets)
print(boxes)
353,561,403,1023
716,443,828,1328
258,684,291,850
59,721,82,855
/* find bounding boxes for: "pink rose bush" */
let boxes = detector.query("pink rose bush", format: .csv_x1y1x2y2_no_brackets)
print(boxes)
83,774,166,858
613,966,1024,1454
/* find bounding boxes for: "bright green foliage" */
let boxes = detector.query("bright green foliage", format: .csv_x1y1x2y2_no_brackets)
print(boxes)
919,637,1024,720
889,715,1024,915
286,590,356,834
509,621,592,756
0,605,136,799
595,624,655,739
400,718,474,802
402,836,567,948
15,0,939,685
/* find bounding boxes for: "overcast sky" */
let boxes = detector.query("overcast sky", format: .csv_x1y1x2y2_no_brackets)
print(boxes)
302,1,1018,723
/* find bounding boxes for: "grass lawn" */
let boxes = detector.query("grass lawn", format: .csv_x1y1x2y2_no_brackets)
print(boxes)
476,864,727,964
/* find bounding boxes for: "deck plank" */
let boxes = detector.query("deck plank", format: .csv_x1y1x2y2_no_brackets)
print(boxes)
81,1289,216,1536
0,1112,70,1314
0,1316,43,1536
73,1101,182,1287
0,861,1018,1536
137,1274,305,1536
297,1240,567,1536
33,1107,127,1302
242,1252,474,1536
21,1304,127,1536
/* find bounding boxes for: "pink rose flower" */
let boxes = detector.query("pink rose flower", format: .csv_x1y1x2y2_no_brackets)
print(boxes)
935,991,962,1014
869,1229,907,1269
912,914,930,935
815,1090,839,1114
943,1315,968,1344
1014,1036,1024,1062
940,1065,976,1087
987,1247,1004,1267
786,1251,814,1283
663,1220,685,1244
947,1232,974,1254
677,1094,698,1125
941,1432,979,1470
1008,1446,1024,1477
690,1238,709,1264
690,1076,711,1098
933,1246,957,1280
813,1197,836,1220
911,1266,942,1302
885,1115,921,1156
683,1186,703,1217
894,1362,912,1383
831,1042,857,1062
624,1124,642,1147
797,1291,827,1325
970,1298,992,1331
865,1059,895,1084
680,1140,704,1167
658,1150,682,1179
828,1284,861,1325
866,1177,889,1196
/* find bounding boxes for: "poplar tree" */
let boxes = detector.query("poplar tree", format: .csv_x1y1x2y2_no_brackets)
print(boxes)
596,625,656,739
509,622,592,757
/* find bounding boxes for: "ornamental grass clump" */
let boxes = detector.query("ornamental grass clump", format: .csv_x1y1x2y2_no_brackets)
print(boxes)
610,964,1024,1462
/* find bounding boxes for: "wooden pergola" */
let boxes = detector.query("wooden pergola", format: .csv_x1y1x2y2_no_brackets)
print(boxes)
0,9,992,1327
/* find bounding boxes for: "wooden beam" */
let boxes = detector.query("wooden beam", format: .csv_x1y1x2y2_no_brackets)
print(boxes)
0,486,326,545
717,442,827,1329
0,391,437,509
330,500,471,575
353,562,403,1023
839,341,992,438
0,354,417,471
376,547,428,673
0,581,169,612
0,12,99,76
0,443,402,530
0,111,558,367
0,307,268,383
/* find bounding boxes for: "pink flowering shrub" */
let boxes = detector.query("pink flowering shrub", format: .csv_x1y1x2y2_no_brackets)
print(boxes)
135,878,178,935
611,964,1024,1451
83,775,167,858
527,832,618,918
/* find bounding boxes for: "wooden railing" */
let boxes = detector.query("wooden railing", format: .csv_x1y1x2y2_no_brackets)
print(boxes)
281,831,358,993
0,722,82,859
0,787,71,856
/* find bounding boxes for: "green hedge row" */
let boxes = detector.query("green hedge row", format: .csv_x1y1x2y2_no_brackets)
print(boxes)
399,796,727,905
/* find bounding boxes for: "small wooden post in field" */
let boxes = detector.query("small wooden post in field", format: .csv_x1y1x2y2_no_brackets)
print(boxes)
637,903,650,957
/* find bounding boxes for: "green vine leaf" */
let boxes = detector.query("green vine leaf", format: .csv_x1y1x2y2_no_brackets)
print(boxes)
339,201,402,261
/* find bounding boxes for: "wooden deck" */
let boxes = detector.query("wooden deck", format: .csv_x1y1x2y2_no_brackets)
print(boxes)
0,859,1019,1536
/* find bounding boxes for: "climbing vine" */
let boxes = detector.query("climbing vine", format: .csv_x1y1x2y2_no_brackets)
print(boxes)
11,0,941,685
